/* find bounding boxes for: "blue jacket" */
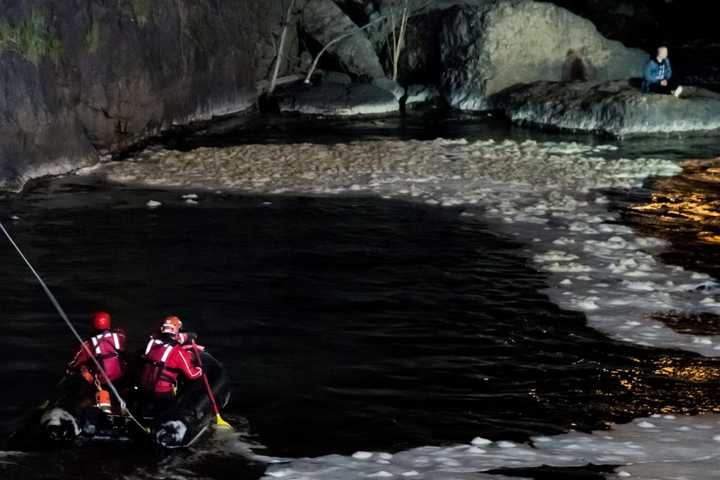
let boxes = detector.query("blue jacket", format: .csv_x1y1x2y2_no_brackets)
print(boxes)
643,58,672,84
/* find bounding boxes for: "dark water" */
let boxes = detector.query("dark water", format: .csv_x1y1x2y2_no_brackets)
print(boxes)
168,112,720,162
2,174,720,479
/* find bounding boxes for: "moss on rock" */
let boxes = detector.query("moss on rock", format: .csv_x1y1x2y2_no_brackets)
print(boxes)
0,9,61,64
132,0,153,26
84,18,101,53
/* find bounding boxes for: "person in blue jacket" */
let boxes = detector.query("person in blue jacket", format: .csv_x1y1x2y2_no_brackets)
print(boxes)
642,46,683,97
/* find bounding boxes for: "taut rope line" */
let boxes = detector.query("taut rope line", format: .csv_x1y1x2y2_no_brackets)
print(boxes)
0,221,149,434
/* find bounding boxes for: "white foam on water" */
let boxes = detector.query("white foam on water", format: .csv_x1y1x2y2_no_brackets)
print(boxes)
262,415,720,480
96,138,720,356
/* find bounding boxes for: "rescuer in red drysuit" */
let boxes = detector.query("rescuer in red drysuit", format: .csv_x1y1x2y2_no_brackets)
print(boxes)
139,316,203,407
68,311,127,386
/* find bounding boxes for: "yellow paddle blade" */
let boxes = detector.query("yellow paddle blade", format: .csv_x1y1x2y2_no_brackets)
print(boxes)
215,413,232,429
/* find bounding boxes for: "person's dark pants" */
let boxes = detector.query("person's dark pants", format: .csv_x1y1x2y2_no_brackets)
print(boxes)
641,79,678,94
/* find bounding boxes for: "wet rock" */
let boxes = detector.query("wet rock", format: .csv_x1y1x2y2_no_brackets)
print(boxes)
323,71,353,85
440,0,648,111
405,84,442,109
490,80,720,137
278,82,399,116
301,0,385,79
372,78,405,101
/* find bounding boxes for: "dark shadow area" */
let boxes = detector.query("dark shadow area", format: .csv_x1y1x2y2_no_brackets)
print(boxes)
152,111,720,166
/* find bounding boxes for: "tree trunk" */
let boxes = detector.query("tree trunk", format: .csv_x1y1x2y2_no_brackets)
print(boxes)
269,0,296,95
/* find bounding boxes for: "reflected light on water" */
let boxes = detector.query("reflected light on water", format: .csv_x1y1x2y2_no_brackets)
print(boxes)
653,356,720,383
630,158,720,244
610,355,720,416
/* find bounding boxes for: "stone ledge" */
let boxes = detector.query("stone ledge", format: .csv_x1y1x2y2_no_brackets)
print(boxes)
490,80,720,137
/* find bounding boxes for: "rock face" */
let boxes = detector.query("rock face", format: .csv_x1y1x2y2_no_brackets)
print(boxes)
278,82,399,116
301,0,385,80
0,54,97,191
490,80,720,137
440,0,648,111
0,0,283,191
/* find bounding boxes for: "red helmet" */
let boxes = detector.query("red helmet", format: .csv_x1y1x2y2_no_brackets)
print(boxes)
161,316,182,335
93,311,111,330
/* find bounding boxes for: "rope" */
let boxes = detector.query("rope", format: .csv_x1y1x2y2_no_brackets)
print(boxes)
0,221,149,434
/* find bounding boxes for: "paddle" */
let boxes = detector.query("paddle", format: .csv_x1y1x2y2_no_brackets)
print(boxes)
191,340,232,429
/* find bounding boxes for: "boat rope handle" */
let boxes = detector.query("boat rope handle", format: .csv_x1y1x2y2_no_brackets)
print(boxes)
0,221,150,434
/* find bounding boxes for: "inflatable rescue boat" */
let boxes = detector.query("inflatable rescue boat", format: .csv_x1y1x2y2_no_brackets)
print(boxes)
21,351,230,449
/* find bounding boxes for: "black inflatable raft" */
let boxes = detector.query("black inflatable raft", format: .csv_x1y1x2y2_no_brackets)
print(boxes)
22,351,230,449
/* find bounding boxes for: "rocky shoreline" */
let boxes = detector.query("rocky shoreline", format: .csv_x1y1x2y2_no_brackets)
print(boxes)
2,0,718,192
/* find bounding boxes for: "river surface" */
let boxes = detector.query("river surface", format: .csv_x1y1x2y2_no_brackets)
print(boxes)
1,115,720,480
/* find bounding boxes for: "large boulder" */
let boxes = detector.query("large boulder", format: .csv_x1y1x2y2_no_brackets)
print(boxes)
278,82,399,116
489,80,720,137
440,0,648,111
301,0,385,80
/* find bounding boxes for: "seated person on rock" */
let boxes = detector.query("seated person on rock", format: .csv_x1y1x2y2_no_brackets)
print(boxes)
139,316,203,410
642,46,683,98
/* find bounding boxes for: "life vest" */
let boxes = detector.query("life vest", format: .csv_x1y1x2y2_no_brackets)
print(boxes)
84,330,125,384
140,338,183,394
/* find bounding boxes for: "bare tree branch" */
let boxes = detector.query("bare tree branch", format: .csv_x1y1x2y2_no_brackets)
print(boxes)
304,14,387,84
390,0,410,81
